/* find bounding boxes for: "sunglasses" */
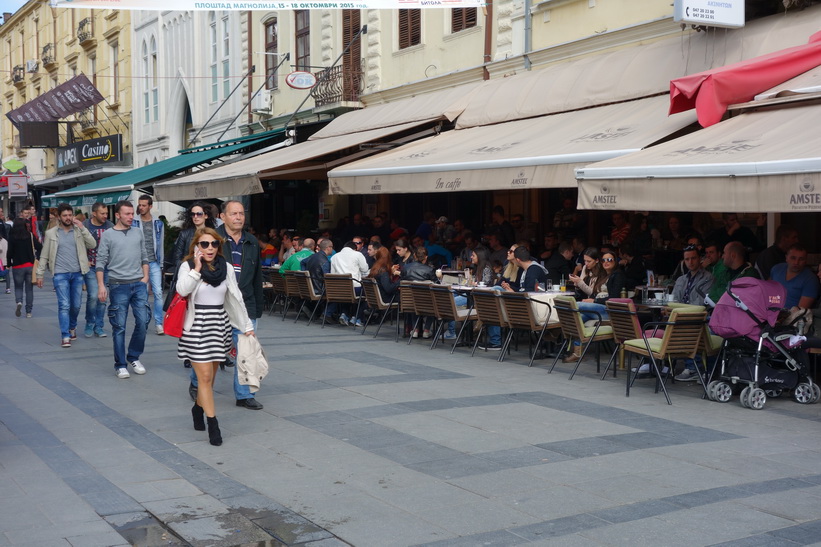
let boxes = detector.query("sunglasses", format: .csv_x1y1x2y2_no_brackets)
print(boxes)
603,257,615,262
197,240,221,249
191,211,205,217
354,241,364,245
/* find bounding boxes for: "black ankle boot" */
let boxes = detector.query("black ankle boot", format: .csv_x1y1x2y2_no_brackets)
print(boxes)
192,404,205,431
207,416,222,446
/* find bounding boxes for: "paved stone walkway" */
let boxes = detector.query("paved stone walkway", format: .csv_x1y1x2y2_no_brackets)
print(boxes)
1,286,820,546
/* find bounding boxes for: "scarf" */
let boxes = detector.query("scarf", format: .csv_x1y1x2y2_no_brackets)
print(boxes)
190,254,228,286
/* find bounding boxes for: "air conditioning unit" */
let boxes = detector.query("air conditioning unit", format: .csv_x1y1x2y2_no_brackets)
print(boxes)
251,90,273,114
25,59,39,73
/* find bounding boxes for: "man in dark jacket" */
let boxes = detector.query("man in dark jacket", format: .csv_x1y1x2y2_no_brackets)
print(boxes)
302,238,333,294
189,200,265,410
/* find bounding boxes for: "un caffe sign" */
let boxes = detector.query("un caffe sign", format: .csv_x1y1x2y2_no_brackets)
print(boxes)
56,134,123,173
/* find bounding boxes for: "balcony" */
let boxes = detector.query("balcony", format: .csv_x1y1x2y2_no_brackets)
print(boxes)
311,64,364,108
77,18,94,44
12,65,25,85
41,43,56,67
77,107,96,130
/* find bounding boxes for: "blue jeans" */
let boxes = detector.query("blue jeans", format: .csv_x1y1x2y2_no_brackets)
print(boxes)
108,282,150,369
148,261,164,326
84,269,108,333
54,272,84,339
578,302,608,323
447,295,469,336
12,267,33,313
190,318,257,400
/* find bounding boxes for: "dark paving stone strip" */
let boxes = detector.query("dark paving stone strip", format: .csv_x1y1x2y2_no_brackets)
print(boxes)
710,519,821,546
1,348,340,546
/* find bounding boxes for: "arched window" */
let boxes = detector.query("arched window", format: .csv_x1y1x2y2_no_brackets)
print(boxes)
264,17,278,90
142,40,149,123
150,36,158,121
209,12,218,102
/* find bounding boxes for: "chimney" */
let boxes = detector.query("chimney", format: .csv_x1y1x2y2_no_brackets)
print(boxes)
2,13,12,24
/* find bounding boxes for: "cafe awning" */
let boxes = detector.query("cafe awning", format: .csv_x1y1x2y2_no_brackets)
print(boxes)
576,101,821,213
54,131,283,199
327,95,697,195
153,120,435,201
42,189,133,208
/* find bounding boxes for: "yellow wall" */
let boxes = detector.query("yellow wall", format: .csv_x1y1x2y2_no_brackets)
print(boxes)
1,1,132,177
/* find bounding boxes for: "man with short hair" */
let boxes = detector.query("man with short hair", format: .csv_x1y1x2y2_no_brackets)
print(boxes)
672,246,714,307
508,246,547,292
609,212,631,246
544,241,574,284
330,240,370,327
770,245,819,309
36,203,97,348
756,225,799,280
82,202,114,337
132,195,166,335
484,233,507,266
490,206,515,247
708,213,762,253
278,233,294,264
618,244,646,290
302,238,334,295
458,232,484,265
190,200,265,409
434,216,456,245
95,201,150,378
702,242,721,274
279,237,313,275
707,241,760,304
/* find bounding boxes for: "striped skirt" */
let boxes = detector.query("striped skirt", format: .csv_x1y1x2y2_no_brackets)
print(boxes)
177,304,232,363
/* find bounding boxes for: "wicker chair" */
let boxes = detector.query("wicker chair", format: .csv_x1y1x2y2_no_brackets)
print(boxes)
321,274,364,329
360,278,399,338
470,289,507,360
600,299,643,380
499,292,559,367
281,270,303,321
292,270,325,326
548,296,614,379
408,282,438,348
430,285,476,352
396,281,415,342
267,273,287,316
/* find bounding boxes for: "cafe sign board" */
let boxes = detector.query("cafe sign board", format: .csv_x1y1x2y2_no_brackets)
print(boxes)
674,0,744,29
56,134,123,173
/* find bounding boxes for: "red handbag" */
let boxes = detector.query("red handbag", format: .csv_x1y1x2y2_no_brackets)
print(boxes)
163,292,188,338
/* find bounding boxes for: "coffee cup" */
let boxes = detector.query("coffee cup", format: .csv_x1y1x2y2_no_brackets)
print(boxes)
552,285,561,291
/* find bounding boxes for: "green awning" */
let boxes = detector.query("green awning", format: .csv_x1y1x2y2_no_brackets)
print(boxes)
43,189,133,208
54,131,284,199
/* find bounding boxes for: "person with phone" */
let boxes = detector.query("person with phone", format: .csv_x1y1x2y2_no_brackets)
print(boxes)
176,227,255,446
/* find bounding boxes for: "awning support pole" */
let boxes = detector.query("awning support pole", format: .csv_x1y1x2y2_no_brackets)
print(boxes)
193,65,256,146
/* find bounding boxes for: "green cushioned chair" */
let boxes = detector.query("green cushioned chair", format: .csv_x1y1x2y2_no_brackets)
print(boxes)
549,296,614,380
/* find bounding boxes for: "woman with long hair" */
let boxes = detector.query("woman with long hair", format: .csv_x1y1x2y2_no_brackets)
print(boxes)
172,202,217,268
499,243,520,290
370,246,399,301
568,247,606,299
176,228,254,446
392,237,413,268
470,247,494,286
7,217,42,317
577,251,625,322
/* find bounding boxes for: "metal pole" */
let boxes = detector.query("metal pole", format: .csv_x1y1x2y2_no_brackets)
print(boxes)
192,65,256,146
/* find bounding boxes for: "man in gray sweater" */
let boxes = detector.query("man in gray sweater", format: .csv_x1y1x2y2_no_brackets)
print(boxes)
95,200,150,379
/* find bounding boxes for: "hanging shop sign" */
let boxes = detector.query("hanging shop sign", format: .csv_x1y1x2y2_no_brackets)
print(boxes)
56,135,123,174
7,175,28,198
286,71,318,90
674,0,744,29
5,74,104,127
49,0,484,9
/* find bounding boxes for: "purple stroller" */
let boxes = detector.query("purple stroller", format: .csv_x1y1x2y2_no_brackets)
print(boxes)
707,278,819,409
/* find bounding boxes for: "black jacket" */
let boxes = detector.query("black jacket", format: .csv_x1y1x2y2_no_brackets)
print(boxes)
544,254,573,284
7,234,41,267
400,260,437,282
218,226,264,319
172,227,195,269
302,251,331,293
594,269,627,304
373,271,400,300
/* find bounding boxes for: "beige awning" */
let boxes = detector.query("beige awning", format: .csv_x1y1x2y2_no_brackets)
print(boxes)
153,121,430,201
328,95,697,195
456,6,821,129
576,102,821,213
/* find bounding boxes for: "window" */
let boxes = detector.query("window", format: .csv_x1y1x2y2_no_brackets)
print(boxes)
451,8,477,33
221,14,230,98
150,37,158,120
209,12,217,102
264,18,278,90
142,40,149,123
398,10,421,49
294,10,310,71
110,42,119,103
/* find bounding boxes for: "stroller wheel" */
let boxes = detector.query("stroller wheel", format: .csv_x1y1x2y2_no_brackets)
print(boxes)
714,382,733,403
747,388,766,410
706,381,721,401
811,384,821,403
764,389,783,399
793,383,814,404
739,386,751,408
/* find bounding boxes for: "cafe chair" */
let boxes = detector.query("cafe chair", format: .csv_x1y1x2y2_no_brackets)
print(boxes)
396,281,415,343
281,270,303,321
499,292,559,367
623,308,708,405
430,284,477,353
267,273,287,316
409,282,438,348
470,289,508,360
321,274,364,330
601,299,644,380
360,278,399,338
549,296,613,379
292,270,325,326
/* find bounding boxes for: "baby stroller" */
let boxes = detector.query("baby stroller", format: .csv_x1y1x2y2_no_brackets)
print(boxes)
706,278,819,409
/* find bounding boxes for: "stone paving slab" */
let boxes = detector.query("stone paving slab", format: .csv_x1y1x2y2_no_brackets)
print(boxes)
2,287,821,546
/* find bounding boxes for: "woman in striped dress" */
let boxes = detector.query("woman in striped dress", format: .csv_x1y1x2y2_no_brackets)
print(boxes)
176,228,255,446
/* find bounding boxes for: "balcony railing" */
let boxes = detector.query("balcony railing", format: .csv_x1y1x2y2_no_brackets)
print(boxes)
12,65,24,84
311,64,364,107
77,18,93,43
41,43,56,66
77,107,96,129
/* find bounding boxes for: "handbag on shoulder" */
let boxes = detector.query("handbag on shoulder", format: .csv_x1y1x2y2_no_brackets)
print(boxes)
163,292,188,338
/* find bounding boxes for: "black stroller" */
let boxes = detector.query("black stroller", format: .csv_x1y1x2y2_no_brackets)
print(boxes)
706,278,819,409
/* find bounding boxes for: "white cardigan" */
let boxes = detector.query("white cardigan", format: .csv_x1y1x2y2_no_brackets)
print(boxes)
176,261,254,334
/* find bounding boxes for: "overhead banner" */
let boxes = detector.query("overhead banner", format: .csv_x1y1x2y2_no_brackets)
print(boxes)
49,0,484,9
5,74,104,127
56,135,124,173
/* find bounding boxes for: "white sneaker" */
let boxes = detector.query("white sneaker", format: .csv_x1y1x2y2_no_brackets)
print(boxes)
632,364,651,374
156,325,164,335
117,368,130,379
129,360,146,375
